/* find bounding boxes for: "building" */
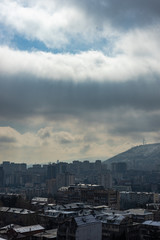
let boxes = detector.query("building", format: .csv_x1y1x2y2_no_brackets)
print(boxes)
98,172,112,189
80,185,119,208
65,173,75,186
140,221,160,239
146,203,160,221
47,164,57,179
120,191,158,209
47,178,57,196
112,162,127,173
0,167,4,187
31,197,48,210
56,184,120,209
33,228,57,240
56,173,75,189
57,215,102,240
127,209,153,223
0,207,36,226
0,224,45,239
98,213,138,240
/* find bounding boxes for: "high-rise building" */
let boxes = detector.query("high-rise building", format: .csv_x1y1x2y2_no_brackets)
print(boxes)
98,171,112,189
0,167,4,187
47,163,57,179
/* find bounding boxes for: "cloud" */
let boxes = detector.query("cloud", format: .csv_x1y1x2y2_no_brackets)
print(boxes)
54,131,80,145
0,119,159,163
0,40,160,149
0,71,160,122
37,128,51,139
1,23,160,81
1,0,159,50
0,127,40,148
0,0,110,49
0,125,111,163
0,0,160,163
73,0,160,29
0,136,16,143
108,110,160,136
0,127,19,144
80,144,91,154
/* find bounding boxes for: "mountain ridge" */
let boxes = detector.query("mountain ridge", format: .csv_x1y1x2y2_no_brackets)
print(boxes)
104,143,160,170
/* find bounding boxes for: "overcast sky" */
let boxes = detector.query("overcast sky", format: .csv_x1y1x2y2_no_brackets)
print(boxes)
0,0,160,164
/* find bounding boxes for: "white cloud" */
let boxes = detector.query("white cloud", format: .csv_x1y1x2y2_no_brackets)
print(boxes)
0,0,160,51
0,0,113,49
116,26,160,57
0,34,160,83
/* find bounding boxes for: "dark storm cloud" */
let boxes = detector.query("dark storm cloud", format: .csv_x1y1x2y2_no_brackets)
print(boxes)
0,75,160,121
109,111,160,136
0,136,16,143
102,110,160,143
72,0,160,29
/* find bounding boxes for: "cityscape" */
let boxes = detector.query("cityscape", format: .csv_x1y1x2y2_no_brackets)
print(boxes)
0,148,160,239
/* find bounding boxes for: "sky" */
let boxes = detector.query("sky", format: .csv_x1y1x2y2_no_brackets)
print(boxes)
0,0,160,164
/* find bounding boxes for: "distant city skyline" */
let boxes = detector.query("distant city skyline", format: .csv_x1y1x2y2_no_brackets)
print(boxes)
0,0,160,163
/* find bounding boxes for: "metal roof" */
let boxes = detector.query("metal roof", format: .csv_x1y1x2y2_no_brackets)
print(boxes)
74,215,100,226
33,229,57,238
7,208,35,214
15,225,44,234
32,197,48,203
0,207,9,212
127,209,153,216
143,221,160,227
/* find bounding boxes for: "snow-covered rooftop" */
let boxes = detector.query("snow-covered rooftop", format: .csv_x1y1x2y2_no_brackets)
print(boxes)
127,209,152,215
143,221,160,227
75,215,100,226
15,225,44,234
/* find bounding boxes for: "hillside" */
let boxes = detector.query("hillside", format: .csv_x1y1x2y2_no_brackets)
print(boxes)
104,143,160,170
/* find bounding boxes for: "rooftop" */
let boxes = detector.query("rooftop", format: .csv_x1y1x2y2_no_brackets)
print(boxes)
32,197,48,203
33,229,57,239
74,215,100,226
15,225,44,234
143,221,160,227
127,209,153,216
0,207,35,215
